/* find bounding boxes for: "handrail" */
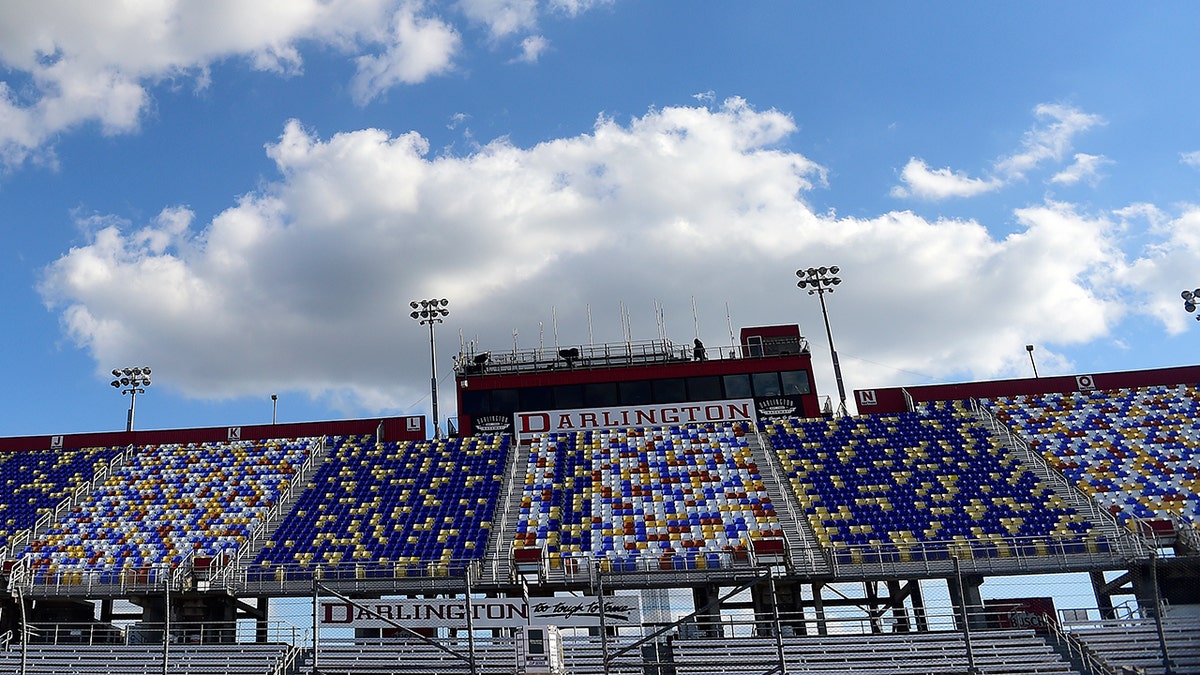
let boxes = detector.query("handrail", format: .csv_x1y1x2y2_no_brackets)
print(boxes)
823,531,1123,577
206,435,329,591
7,443,134,560
455,337,809,378
973,402,1147,559
490,435,524,582
1045,613,1120,675
753,424,822,573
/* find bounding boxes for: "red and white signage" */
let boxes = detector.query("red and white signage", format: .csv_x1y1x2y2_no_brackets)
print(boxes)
516,399,756,437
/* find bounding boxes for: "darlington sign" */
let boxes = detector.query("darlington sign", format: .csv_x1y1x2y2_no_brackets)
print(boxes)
321,596,640,629
517,399,756,436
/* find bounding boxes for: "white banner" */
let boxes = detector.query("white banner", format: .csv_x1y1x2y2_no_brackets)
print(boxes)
516,399,755,436
321,596,640,629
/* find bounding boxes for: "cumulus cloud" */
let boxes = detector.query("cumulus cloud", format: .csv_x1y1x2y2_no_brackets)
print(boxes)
0,1,398,165
892,103,1105,201
889,159,1002,200
0,0,610,168
40,98,1167,413
351,7,461,103
1182,151,1200,168
1111,204,1200,334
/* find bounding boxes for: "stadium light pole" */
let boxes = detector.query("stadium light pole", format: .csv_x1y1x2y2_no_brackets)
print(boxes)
411,298,450,438
110,366,152,432
796,266,848,416
1182,288,1200,322
1025,345,1040,378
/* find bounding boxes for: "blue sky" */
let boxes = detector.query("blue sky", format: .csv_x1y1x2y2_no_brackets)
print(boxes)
1,2,1199,437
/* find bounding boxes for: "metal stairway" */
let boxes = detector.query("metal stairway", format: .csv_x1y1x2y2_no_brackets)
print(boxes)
746,425,832,575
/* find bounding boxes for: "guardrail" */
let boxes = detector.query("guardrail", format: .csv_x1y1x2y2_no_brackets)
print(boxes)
203,435,330,592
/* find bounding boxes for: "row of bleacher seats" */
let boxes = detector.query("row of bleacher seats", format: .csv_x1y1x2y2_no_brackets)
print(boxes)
249,435,509,579
671,629,1080,675
0,642,295,675
513,422,782,570
760,403,1105,562
1066,616,1200,675
298,630,1081,675
0,444,124,551
0,384,1194,580
20,438,313,583
984,384,1200,526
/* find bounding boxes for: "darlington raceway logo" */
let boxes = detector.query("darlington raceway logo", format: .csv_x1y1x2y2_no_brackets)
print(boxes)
757,397,799,419
474,415,513,434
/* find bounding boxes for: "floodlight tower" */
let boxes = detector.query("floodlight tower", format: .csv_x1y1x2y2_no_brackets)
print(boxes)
796,266,848,416
1183,288,1200,322
411,298,450,438
110,366,152,432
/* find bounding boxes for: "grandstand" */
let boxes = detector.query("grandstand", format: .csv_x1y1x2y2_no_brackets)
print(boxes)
0,326,1194,674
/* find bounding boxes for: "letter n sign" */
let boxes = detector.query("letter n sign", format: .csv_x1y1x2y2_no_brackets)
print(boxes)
857,390,878,407
227,427,242,441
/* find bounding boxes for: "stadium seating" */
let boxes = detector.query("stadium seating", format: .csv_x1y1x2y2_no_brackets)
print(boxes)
512,422,783,570
0,444,124,553
0,642,296,675
1066,616,1200,675
250,435,509,580
672,629,1081,674
20,438,313,583
984,385,1200,526
761,403,1103,563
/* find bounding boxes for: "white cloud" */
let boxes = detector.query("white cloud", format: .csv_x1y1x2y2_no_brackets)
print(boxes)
1182,151,1200,168
1050,152,1112,186
0,1,395,164
890,159,1002,200
548,0,613,16
0,0,613,167
513,35,550,63
1112,204,1200,334
40,99,1158,412
457,0,539,39
351,7,461,104
892,103,1105,201
994,103,1104,180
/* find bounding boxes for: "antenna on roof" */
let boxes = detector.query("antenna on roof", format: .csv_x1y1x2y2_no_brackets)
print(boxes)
552,306,559,351
692,296,700,339
626,303,633,348
654,298,666,342
726,301,736,351
587,304,594,346
512,329,518,356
